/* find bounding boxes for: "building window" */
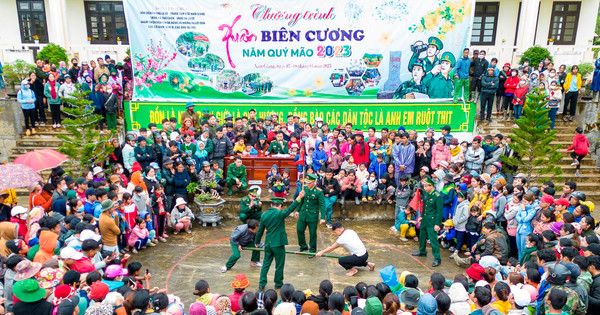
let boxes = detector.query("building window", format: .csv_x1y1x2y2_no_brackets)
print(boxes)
16,0,49,44
85,1,129,44
548,2,580,45
471,2,499,45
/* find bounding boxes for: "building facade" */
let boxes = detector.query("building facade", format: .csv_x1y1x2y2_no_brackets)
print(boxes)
0,0,598,66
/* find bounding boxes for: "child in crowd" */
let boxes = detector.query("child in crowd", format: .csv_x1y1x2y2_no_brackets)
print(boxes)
394,207,417,242
128,217,153,254
272,176,287,198
363,172,378,202
170,198,195,235
266,165,279,191
465,205,482,255
438,219,457,251
341,155,357,173
143,212,157,244
282,168,291,193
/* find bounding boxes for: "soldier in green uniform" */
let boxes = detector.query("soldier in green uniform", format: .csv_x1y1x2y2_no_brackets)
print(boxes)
254,192,305,290
423,52,456,99
412,177,443,267
296,174,326,256
408,36,443,74
266,132,289,155
240,185,263,223
226,156,248,195
393,59,428,99
201,107,211,124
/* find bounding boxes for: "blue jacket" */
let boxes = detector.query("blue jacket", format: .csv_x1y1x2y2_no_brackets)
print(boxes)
369,160,387,179
173,170,191,195
89,86,104,111
17,83,36,110
516,204,536,235
454,57,471,79
311,149,327,171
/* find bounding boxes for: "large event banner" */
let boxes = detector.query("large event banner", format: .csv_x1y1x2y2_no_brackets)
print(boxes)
123,0,475,102
124,101,476,133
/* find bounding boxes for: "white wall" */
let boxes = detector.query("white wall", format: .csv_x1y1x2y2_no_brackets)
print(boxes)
472,0,600,66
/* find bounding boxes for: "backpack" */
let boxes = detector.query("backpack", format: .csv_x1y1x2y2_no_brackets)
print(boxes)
482,305,505,315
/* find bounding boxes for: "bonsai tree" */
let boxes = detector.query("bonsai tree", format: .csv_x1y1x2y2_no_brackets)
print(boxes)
36,43,68,65
520,46,552,66
501,88,563,184
3,60,35,87
56,84,115,175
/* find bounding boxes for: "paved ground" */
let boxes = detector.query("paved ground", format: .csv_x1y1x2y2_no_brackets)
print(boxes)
132,219,465,307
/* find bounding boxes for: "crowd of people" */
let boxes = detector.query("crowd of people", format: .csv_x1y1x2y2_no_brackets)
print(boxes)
0,101,592,314
0,49,597,315
453,49,585,131
11,55,132,136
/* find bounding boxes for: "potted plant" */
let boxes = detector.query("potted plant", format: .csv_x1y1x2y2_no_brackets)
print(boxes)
186,182,225,227
87,37,92,45
33,35,39,44
117,37,122,45
3,60,36,95
548,38,554,46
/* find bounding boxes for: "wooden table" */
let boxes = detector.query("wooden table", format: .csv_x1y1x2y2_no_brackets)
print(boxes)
224,155,298,186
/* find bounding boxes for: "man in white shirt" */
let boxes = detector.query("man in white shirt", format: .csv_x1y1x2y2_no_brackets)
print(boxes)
316,221,375,276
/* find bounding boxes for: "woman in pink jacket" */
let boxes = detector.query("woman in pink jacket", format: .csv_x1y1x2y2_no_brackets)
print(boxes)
430,138,451,170
340,170,363,205
127,217,153,253
567,127,590,177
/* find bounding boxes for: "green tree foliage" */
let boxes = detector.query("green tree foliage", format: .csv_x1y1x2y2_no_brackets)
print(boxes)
2,60,35,86
520,46,552,66
36,43,69,65
56,85,114,175
501,88,563,184
578,62,594,79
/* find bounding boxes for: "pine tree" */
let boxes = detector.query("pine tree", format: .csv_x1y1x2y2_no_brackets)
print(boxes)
501,88,563,184
57,85,115,175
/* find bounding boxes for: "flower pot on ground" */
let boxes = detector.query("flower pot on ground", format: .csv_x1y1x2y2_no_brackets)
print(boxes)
186,182,225,227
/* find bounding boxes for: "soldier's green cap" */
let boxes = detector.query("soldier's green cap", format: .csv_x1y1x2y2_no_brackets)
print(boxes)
224,113,233,120
423,176,435,187
248,185,260,194
202,107,210,114
271,197,286,203
440,52,456,67
299,118,307,123
413,59,425,70
428,36,443,50
305,174,318,182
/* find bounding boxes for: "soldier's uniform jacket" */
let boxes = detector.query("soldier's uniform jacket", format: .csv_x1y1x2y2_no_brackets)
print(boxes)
296,186,326,223
254,200,300,247
241,196,262,216
421,189,443,227
267,140,289,154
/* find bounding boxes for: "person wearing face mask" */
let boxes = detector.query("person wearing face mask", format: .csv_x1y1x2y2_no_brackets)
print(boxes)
480,67,499,122
103,85,119,132
471,50,489,102
68,58,80,80
17,79,37,136
423,52,456,99
512,76,530,122
502,68,519,120
562,65,582,122
547,81,562,129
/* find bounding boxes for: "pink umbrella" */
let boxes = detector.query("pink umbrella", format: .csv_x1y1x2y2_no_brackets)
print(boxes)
0,164,43,191
13,149,69,172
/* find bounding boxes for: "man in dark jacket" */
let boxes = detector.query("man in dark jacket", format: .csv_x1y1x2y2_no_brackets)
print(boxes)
477,222,508,264
133,137,154,170
588,255,600,314
68,58,80,81
222,219,261,272
162,158,175,210
480,67,499,122
318,168,341,228
471,50,489,101
212,127,233,169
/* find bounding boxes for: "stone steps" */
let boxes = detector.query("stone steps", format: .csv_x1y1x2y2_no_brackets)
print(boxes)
476,118,600,204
